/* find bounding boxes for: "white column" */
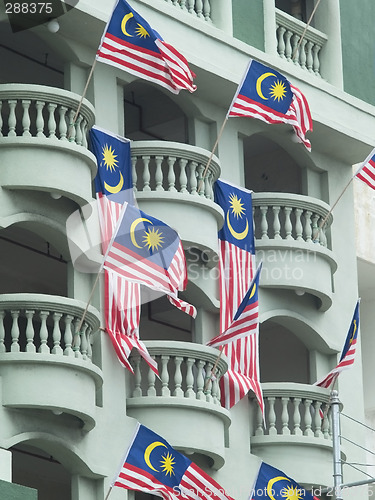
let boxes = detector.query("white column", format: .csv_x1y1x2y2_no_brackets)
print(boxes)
263,0,278,55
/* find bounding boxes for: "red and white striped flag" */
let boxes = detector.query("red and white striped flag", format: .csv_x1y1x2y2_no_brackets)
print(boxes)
213,180,263,414
96,0,196,95
227,59,312,150
314,300,360,389
355,149,375,190
90,126,159,376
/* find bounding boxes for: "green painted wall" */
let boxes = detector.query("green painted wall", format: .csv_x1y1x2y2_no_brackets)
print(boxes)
232,0,265,50
0,479,37,499
340,0,375,105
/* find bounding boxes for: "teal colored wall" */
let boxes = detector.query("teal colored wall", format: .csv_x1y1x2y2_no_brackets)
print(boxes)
232,0,265,50
340,0,375,105
0,479,37,499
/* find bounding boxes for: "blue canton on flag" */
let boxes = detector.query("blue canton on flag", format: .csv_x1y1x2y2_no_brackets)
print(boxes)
251,462,317,499
228,59,312,150
103,202,197,317
215,179,255,253
233,60,293,115
112,423,235,500
96,0,196,94
89,125,133,203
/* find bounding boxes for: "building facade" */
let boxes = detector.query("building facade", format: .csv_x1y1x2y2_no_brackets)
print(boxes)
0,0,374,498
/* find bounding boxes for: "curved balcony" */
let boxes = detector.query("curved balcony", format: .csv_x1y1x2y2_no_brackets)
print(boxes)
127,340,230,470
276,9,328,77
0,84,96,206
132,141,223,266
0,293,102,431
250,383,334,488
253,192,337,311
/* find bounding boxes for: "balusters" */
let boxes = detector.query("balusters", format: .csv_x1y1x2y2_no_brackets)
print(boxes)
281,397,291,435
147,360,157,396
0,311,5,353
35,101,46,137
167,156,177,192
277,25,287,58
185,357,195,398
75,114,83,146
58,105,68,140
21,100,31,137
303,398,314,437
196,359,206,401
195,0,203,18
8,100,17,137
132,355,143,397
10,310,20,352
155,155,164,191
131,156,138,192
160,355,171,396
73,318,82,359
173,356,184,397
80,322,88,360
179,158,188,193
141,155,151,191
189,161,198,195
25,310,36,353
186,0,194,14
292,397,303,436
313,400,323,437
284,30,293,61
202,0,210,21
47,103,57,138
0,100,3,137
295,208,303,241
255,404,265,436
284,206,293,239
38,310,50,354
272,206,282,239
63,314,74,356
268,397,277,435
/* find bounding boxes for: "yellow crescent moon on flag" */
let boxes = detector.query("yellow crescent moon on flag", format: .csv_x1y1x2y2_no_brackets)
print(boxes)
226,211,249,240
144,441,167,472
267,476,290,500
104,172,124,194
130,217,152,248
249,283,257,300
121,12,134,37
349,319,357,343
256,72,276,100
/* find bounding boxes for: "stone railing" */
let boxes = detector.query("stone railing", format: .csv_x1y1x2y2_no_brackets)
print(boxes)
252,192,333,247
275,9,328,77
128,340,227,405
0,84,95,147
131,141,221,201
251,383,332,440
163,0,212,22
0,293,100,361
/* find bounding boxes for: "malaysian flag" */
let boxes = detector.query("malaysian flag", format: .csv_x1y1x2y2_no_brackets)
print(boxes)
228,59,312,150
111,423,234,500
250,462,318,499
90,126,158,376
96,0,196,94
213,180,263,411
314,300,360,389
103,202,196,318
207,262,262,348
355,148,375,190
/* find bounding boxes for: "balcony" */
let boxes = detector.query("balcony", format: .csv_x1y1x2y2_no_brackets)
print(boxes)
127,340,230,470
275,9,328,77
250,382,333,488
132,141,223,264
0,293,102,431
0,84,96,206
253,192,337,310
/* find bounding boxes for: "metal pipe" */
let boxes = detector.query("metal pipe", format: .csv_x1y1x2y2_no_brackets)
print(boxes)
331,390,343,500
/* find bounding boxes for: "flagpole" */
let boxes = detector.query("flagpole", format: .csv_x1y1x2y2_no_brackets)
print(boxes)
197,116,228,195
291,0,322,61
67,58,98,141
204,345,224,392
313,171,357,241
104,485,113,500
